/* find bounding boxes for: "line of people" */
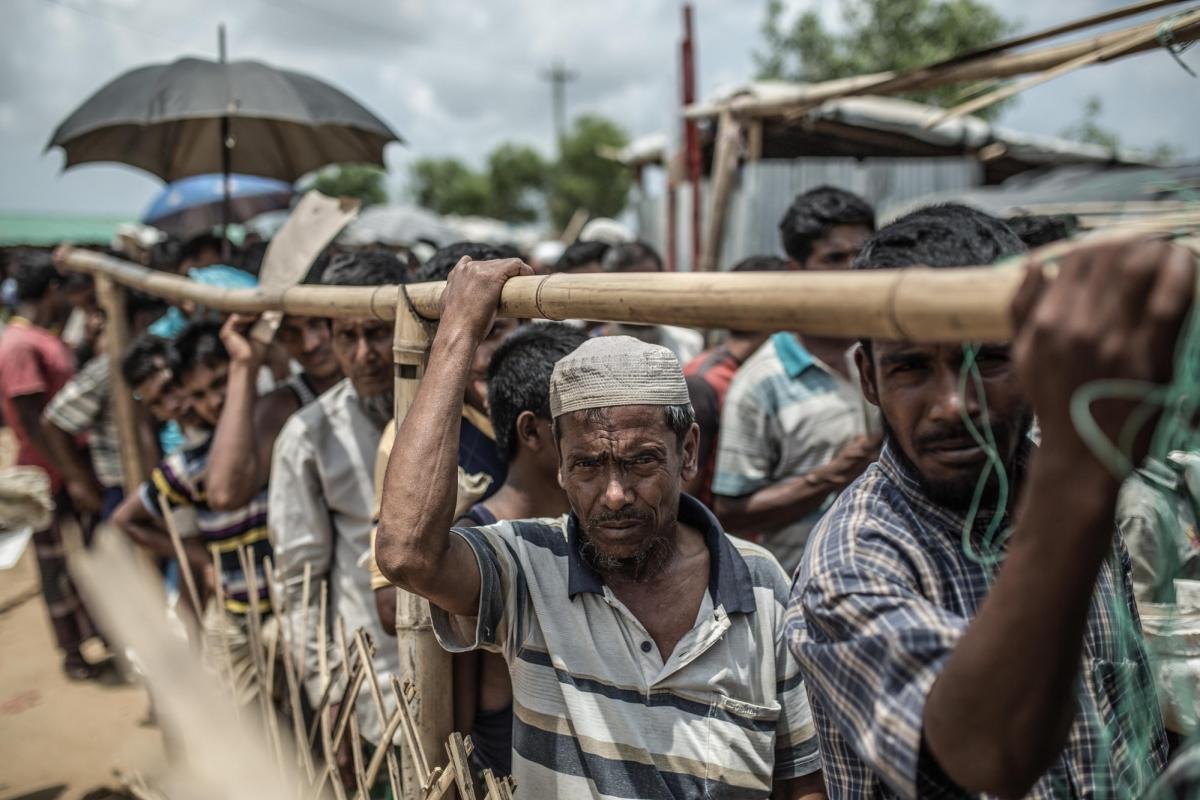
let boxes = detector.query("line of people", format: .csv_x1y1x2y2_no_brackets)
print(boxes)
0,189,1196,798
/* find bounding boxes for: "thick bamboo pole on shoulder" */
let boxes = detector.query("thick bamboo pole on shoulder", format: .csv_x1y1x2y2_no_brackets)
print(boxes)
389,291,453,799
94,276,146,495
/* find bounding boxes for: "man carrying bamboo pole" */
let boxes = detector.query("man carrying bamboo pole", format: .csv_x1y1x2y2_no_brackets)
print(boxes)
713,186,880,574
41,289,168,520
268,251,409,785
376,258,826,799
787,204,1191,798
112,321,276,702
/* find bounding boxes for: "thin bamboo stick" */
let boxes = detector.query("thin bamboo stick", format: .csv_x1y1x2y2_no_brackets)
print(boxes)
683,9,1200,120
262,555,316,782
94,277,146,494
928,8,1200,125
155,494,202,622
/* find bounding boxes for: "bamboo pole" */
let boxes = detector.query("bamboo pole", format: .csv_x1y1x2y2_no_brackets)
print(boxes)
390,291,454,798
57,233,1200,343
699,109,744,272
928,8,1200,125
94,276,146,495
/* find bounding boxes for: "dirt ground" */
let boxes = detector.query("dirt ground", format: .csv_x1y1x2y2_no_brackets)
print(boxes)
0,453,167,800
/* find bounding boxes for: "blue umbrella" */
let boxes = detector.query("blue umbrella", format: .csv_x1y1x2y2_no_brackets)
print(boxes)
142,173,293,236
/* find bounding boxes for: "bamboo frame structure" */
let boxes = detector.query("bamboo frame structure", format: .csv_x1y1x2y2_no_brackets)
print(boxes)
683,6,1200,121
94,275,146,494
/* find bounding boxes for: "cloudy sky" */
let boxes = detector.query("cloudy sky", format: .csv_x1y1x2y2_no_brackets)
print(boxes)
4,0,1198,217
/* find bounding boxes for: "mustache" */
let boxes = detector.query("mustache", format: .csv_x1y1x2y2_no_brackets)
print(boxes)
586,508,653,528
914,419,1008,450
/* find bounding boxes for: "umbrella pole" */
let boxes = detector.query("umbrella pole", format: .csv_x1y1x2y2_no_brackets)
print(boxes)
218,23,233,262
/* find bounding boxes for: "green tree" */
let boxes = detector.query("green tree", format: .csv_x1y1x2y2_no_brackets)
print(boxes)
756,0,1014,120
409,157,491,217
485,144,548,223
547,115,632,230
310,163,388,207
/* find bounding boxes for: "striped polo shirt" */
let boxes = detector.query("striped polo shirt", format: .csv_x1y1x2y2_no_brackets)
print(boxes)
431,494,820,798
713,333,874,574
140,436,272,614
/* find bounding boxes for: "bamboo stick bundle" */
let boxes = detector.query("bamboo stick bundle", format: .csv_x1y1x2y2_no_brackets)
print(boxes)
54,235,1190,343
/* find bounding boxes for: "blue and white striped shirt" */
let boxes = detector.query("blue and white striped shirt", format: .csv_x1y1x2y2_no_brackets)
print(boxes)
431,494,820,798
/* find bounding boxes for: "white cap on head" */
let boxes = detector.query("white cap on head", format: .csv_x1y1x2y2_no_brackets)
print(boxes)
550,336,690,419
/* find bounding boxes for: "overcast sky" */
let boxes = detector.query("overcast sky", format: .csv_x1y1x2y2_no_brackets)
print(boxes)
4,0,1198,217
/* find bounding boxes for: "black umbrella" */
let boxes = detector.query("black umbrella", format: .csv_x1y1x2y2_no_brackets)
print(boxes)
47,48,401,241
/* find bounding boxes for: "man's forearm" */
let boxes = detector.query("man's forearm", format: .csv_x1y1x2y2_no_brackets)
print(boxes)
207,359,260,509
376,325,475,595
923,451,1118,796
716,466,845,534
40,418,99,488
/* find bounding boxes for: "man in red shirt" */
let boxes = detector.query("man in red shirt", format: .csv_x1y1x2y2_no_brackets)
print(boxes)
0,253,97,679
682,255,788,509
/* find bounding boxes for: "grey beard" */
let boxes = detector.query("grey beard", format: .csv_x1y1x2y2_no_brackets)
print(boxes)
578,527,676,583
359,391,394,428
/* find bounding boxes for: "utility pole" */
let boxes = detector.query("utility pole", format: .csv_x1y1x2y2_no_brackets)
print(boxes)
541,61,577,147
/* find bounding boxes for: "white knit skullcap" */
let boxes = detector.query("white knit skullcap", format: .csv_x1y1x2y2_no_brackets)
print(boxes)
550,336,690,418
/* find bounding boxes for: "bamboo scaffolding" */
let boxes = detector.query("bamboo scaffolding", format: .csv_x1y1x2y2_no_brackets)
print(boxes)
682,7,1200,121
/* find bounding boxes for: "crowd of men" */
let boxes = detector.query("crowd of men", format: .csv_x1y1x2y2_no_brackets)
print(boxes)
0,186,1196,799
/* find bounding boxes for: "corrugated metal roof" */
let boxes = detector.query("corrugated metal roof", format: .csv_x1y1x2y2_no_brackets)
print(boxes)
0,213,131,246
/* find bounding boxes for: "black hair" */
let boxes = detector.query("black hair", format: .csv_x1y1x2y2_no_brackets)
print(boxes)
170,320,227,376
1004,214,1079,249
854,204,1026,357
729,254,789,272
603,241,663,272
854,204,1025,272
149,237,183,272
779,185,876,264
180,233,224,264
61,271,94,294
121,333,172,386
126,288,168,326
555,240,611,273
320,249,408,287
413,242,515,283
14,252,62,302
238,240,269,276
487,323,590,463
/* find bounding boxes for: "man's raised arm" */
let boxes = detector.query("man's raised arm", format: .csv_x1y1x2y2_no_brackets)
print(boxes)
374,258,532,616
922,240,1195,798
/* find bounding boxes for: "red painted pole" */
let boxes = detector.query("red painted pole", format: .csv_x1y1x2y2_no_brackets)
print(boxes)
682,4,702,272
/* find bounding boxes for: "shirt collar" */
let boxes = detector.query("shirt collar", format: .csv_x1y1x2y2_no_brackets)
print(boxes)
771,332,815,379
565,493,757,615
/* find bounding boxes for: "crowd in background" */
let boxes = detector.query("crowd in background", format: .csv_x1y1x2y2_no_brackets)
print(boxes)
0,188,1197,799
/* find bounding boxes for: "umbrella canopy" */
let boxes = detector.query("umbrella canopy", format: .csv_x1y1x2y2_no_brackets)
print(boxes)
143,173,293,236
47,56,401,182
339,205,458,248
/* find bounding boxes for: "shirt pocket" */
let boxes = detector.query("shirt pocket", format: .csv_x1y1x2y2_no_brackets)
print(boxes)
704,694,781,795
1072,657,1165,797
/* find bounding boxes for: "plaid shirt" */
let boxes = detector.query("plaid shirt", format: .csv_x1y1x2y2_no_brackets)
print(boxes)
787,442,1167,799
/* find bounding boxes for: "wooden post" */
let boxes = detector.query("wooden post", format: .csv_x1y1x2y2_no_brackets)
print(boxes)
699,109,743,272
390,291,453,798
95,276,146,496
